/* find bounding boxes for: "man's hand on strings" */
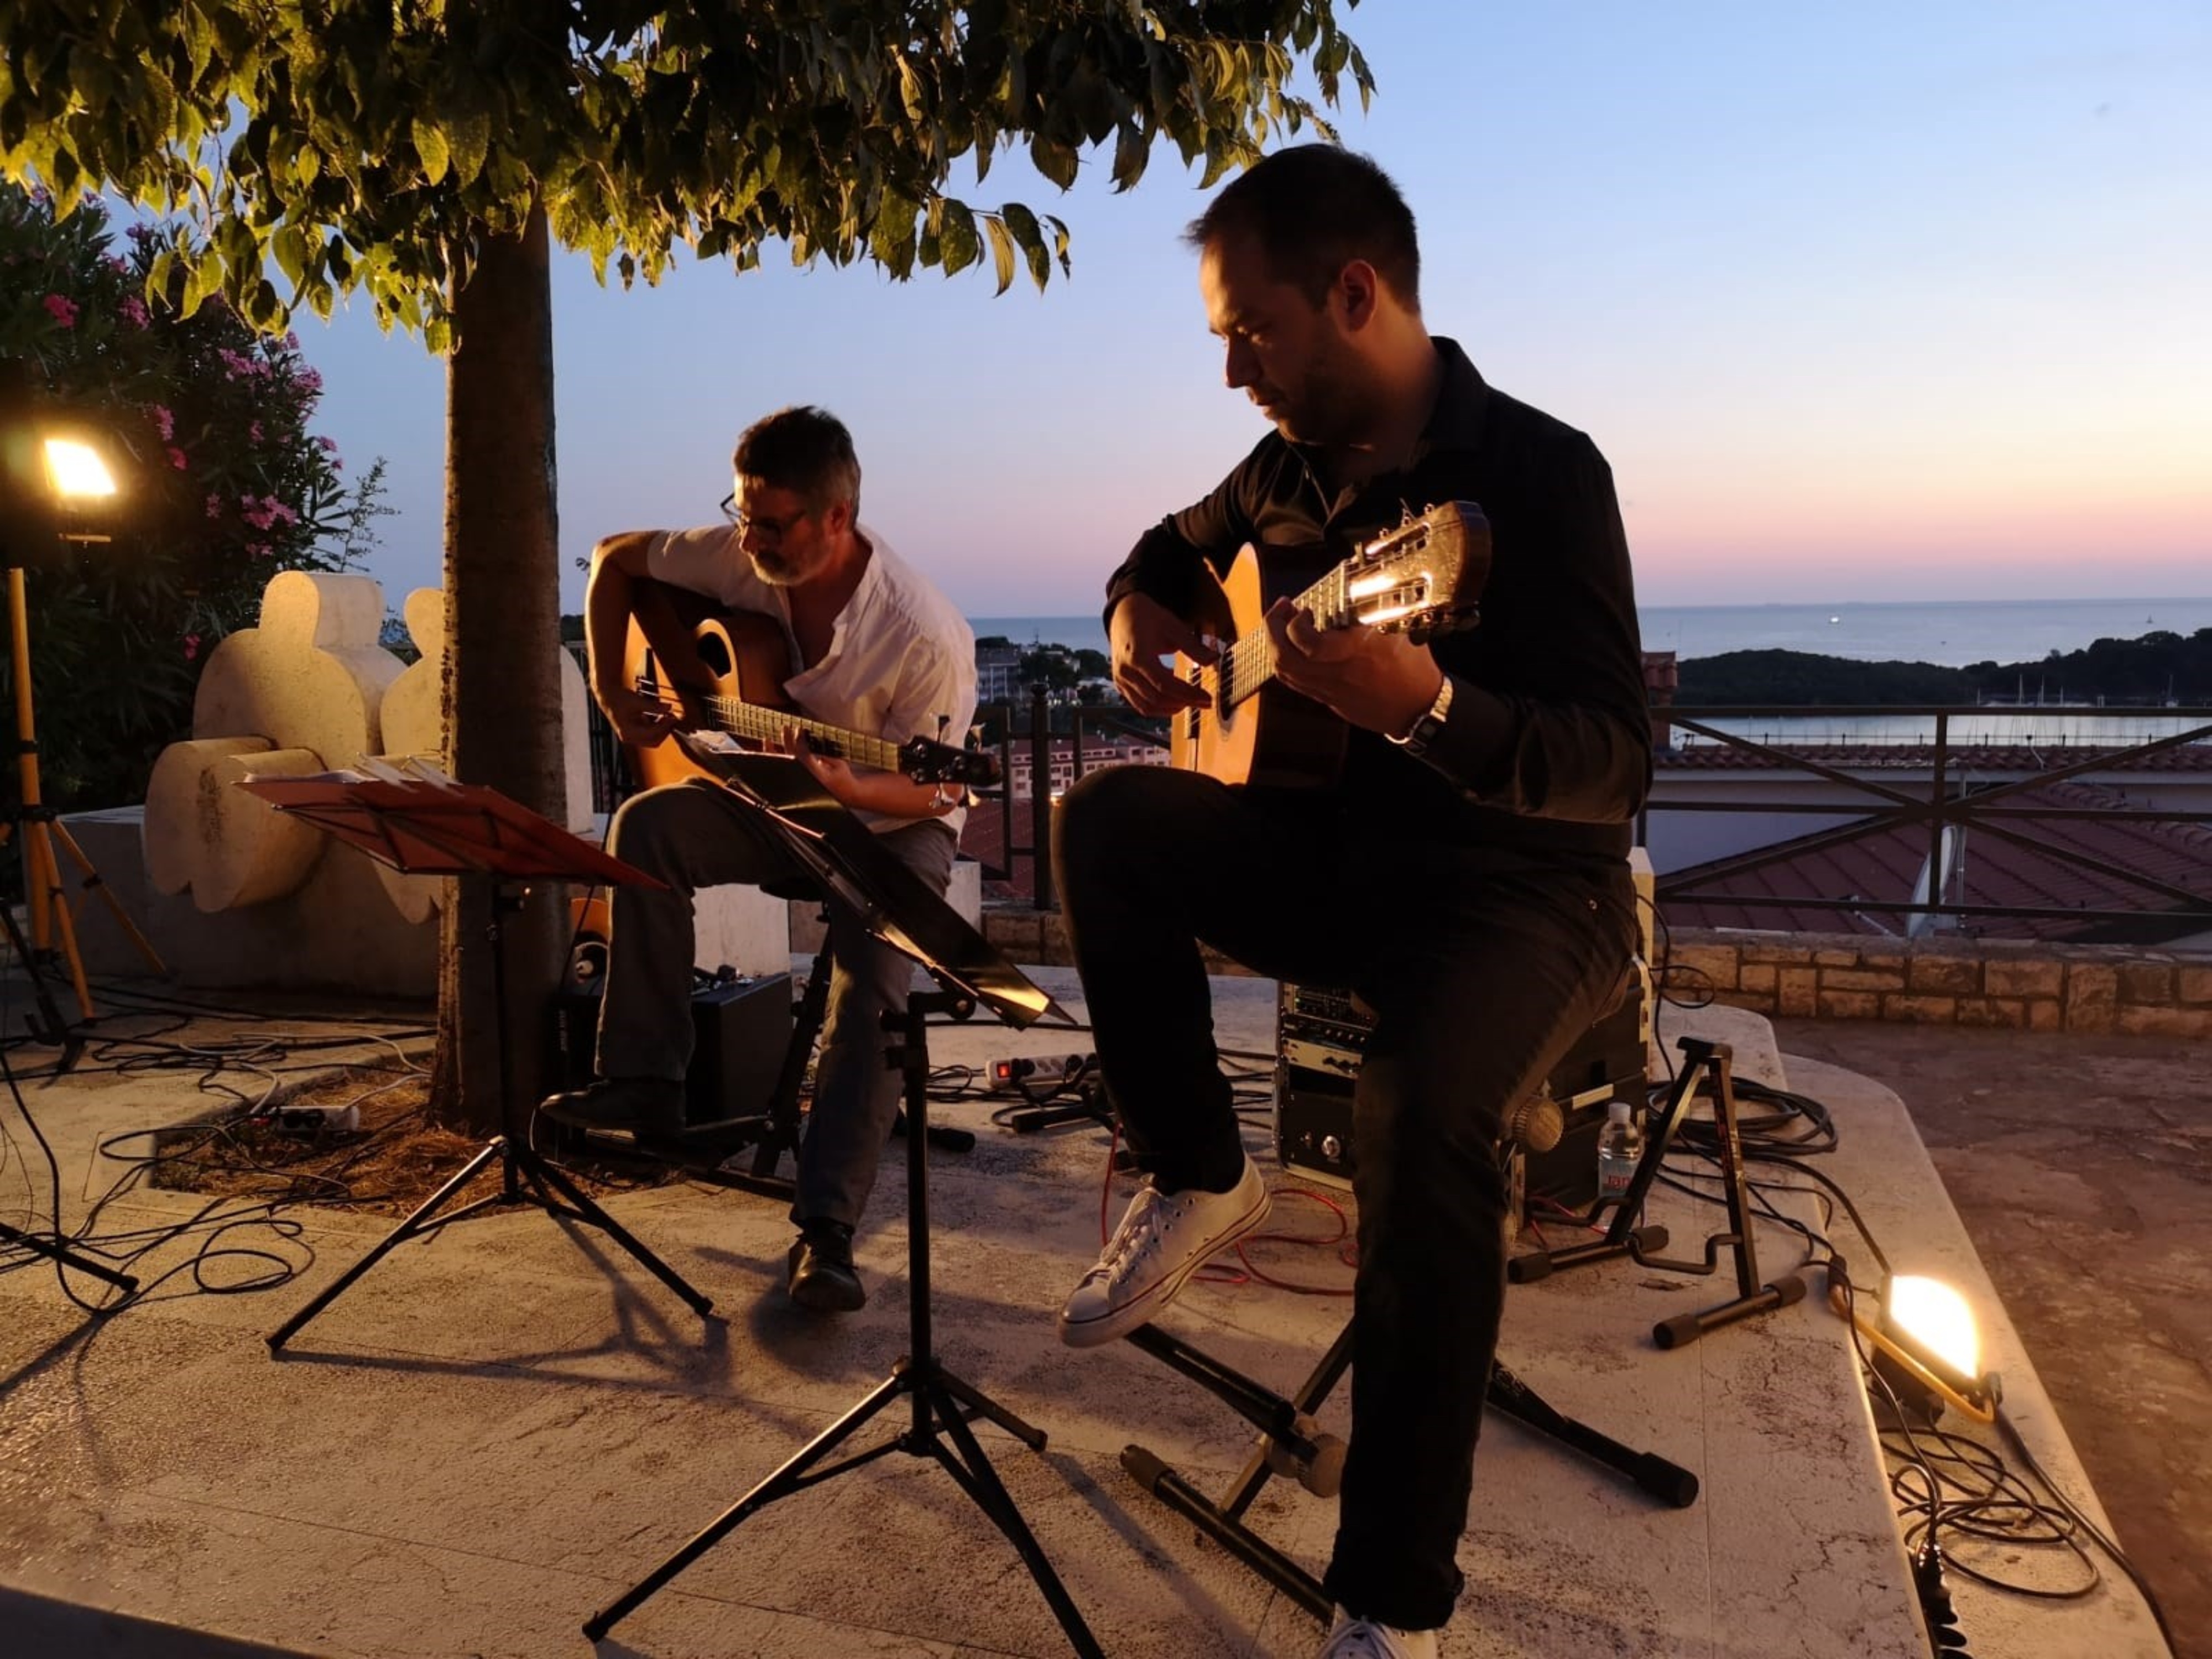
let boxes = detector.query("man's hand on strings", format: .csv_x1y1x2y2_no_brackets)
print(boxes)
1110,592,1217,717
1263,598,1443,738
596,682,684,748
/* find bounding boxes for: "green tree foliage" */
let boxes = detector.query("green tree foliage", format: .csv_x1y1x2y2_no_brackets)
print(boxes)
0,181,384,812
1,1,1370,346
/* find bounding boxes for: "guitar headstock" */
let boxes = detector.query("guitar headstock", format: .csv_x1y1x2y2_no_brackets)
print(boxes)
898,736,1003,788
1337,500,1494,643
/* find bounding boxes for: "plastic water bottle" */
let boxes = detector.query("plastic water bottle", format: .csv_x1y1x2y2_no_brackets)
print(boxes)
1596,1098,1643,1211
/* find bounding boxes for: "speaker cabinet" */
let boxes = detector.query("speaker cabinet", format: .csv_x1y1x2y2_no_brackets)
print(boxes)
555,971,794,1129
1274,964,1649,1217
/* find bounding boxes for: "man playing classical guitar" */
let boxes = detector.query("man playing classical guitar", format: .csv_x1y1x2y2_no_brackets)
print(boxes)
1051,148,1651,1657
541,405,977,1314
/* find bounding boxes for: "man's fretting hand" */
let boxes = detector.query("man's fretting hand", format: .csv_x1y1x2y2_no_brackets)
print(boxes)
1262,598,1443,738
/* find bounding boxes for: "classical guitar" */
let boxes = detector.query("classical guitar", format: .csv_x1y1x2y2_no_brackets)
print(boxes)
1170,500,1491,789
620,582,1000,794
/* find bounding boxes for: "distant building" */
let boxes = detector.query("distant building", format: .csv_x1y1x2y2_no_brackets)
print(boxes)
1008,734,1167,801
977,643,1024,706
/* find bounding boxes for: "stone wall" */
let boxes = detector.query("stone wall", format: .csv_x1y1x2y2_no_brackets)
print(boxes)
1644,930,2212,1037
980,903,2212,1039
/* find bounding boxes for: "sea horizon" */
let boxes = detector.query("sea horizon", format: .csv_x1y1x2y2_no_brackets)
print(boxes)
973,594,2212,671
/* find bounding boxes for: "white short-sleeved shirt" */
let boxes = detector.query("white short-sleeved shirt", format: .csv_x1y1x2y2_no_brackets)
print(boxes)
645,521,978,833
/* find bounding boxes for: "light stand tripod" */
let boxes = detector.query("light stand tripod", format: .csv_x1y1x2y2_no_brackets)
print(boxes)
1,566,168,1033
583,745,1100,1657
236,768,714,1353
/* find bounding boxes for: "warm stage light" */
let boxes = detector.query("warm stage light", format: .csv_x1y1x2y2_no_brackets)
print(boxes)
1886,1275,1981,1379
42,436,118,500
1835,1269,2000,1423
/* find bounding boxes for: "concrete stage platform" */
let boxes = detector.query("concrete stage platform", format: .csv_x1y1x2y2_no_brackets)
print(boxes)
0,969,2174,1658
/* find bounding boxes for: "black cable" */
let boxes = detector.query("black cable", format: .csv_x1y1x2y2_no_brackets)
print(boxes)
1995,1407,2178,1656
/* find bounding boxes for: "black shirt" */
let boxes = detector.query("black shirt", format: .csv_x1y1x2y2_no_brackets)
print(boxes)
1104,337,1651,863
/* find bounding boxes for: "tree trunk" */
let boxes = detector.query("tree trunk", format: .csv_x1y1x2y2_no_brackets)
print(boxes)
431,207,567,1136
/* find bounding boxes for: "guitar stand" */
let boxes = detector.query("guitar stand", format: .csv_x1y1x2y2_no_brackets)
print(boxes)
1507,1036,1806,1349
267,877,713,1353
585,992,1102,1657
1119,1318,1699,1622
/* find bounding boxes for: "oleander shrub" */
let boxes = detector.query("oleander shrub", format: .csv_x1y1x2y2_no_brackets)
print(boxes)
0,180,387,816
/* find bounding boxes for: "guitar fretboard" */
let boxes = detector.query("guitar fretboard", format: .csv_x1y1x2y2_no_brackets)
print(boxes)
1205,560,1368,717
672,683,905,774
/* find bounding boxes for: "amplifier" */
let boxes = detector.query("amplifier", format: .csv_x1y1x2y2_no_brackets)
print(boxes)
1274,961,1650,1213
555,971,795,1129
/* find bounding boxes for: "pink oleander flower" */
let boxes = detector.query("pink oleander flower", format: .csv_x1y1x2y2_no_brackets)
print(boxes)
249,420,263,442
293,366,323,394
166,446,187,470
249,542,273,559
149,404,174,440
105,255,131,274
183,633,202,661
117,295,149,329
283,331,301,350
315,435,339,452
205,494,223,520
41,293,76,327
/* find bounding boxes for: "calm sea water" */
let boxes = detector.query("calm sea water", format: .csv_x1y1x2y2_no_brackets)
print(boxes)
975,597,2212,671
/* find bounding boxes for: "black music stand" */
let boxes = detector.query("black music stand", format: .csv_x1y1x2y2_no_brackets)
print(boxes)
583,743,1103,1658
237,766,715,1353
1507,1036,1807,1349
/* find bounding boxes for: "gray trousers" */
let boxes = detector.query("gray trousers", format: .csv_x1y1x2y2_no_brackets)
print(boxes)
596,776,959,1232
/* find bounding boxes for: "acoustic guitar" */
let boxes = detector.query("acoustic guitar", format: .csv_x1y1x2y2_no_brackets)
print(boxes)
620,581,1000,794
1169,500,1491,789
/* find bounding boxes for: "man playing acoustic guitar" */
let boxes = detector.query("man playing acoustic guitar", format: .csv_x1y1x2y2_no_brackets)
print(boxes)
1051,148,1651,1657
541,405,977,1314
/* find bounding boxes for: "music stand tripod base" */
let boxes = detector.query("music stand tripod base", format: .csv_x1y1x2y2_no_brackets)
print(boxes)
233,774,717,1352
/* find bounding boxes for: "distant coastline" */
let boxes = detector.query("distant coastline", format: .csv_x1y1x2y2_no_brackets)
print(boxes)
975,596,2212,672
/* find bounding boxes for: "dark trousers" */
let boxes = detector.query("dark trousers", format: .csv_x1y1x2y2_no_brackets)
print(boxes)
598,778,959,1232
1053,764,1637,1630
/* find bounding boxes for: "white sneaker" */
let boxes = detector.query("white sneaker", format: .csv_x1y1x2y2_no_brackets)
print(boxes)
1318,1609,1439,1658
1057,1157,1270,1348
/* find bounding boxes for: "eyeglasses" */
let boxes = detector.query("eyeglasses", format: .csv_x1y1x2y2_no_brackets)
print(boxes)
718,493,809,543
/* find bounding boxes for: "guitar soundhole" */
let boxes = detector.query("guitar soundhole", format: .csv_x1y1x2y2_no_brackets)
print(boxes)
697,632,734,677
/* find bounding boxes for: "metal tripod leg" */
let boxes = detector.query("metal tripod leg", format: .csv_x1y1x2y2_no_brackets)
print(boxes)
266,1137,713,1352
585,990,1101,1657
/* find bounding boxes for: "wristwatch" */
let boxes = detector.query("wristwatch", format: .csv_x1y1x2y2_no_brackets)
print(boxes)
1388,674,1454,757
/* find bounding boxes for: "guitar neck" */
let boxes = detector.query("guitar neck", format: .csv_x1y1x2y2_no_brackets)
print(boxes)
696,690,905,775
1214,562,1359,716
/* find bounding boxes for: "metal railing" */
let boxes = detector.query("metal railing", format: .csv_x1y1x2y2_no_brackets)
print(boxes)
581,688,2212,933
1647,704,2212,932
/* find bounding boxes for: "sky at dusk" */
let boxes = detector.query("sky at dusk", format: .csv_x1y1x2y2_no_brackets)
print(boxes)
289,2,2210,617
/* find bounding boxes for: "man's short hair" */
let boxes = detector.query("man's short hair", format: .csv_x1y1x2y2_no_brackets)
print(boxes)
1185,144,1421,312
733,405,862,515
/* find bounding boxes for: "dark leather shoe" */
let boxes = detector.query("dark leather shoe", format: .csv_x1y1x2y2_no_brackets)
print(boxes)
786,1222,865,1312
538,1077,686,1138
